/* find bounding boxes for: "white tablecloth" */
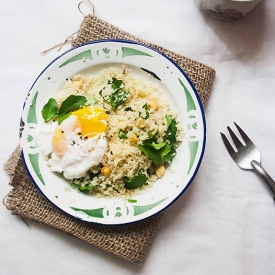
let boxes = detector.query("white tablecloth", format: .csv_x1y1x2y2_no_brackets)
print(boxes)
1,0,275,274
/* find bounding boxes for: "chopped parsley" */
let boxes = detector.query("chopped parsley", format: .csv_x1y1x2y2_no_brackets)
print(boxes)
118,129,128,139
139,103,149,119
99,77,129,111
128,199,137,203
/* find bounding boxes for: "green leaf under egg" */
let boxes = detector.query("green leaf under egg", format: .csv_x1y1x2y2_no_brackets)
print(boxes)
41,95,87,124
58,95,87,115
41,98,58,122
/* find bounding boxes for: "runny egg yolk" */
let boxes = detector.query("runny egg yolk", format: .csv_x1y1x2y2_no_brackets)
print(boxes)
72,107,108,138
52,107,108,159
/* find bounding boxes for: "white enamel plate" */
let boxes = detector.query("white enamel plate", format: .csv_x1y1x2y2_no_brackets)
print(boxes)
20,40,206,225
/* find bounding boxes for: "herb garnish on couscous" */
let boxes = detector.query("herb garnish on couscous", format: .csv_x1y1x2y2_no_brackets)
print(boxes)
35,66,184,198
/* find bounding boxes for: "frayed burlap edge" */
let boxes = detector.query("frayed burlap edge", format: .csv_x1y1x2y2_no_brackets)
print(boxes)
71,15,216,108
3,146,163,264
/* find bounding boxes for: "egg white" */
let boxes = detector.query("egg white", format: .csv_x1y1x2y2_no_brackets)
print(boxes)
35,115,107,180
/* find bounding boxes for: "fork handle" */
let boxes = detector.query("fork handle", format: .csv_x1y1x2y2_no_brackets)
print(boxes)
251,160,275,199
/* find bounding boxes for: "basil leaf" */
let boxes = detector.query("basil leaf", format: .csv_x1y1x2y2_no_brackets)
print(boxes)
166,115,177,146
56,112,72,125
58,95,87,115
165,115,178,163
139,103,149,119
138,116,178,165
139,144,162,165
144,131,158,143
166,114,174,127
164,147,177,163
41,95,88,124
124,173,147,189
151,142,166,150
118,129,128,139
41,98,58,123
139,133,162,165
160,143,171,158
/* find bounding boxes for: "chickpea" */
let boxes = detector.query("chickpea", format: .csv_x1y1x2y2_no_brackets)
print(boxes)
135,118,145,128
149,98,158,110
128,134,138,143
101,166,111,176
138,90,146,98
72,80,83,89
156,165,165,178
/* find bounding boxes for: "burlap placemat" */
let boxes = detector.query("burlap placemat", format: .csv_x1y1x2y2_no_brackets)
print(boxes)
71,14,215,106
3,8,215,265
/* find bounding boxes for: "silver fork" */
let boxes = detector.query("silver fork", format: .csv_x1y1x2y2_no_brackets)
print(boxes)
220,122,275,199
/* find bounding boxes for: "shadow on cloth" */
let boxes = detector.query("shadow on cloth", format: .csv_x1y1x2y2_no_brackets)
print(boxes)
200,1,266,64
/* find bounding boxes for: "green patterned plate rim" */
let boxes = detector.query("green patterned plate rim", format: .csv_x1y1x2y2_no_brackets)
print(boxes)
20,39,206,225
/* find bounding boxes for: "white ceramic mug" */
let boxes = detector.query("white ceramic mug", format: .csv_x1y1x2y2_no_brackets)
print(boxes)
195,0,262,19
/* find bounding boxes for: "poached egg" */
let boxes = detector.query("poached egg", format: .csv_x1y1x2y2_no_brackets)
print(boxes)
35,106,108,179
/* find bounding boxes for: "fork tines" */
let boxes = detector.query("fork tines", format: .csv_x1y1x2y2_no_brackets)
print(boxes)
220,122,254,154
220,131,236,155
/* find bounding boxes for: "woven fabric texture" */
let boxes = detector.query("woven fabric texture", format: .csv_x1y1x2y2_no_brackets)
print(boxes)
72,15,216,108
3,14,215,264
4,146,163,264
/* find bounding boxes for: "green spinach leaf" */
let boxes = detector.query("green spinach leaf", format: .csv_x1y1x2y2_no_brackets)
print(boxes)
41,98,58,122
139,115,178,165
58,95,87,115
151,142,166,150
166,114,177,146
164,147,176,164
139,144,163,165
124,173,147,190
139,133,166,165
55,112,72,125
164,115,178,162
41,95,87,124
